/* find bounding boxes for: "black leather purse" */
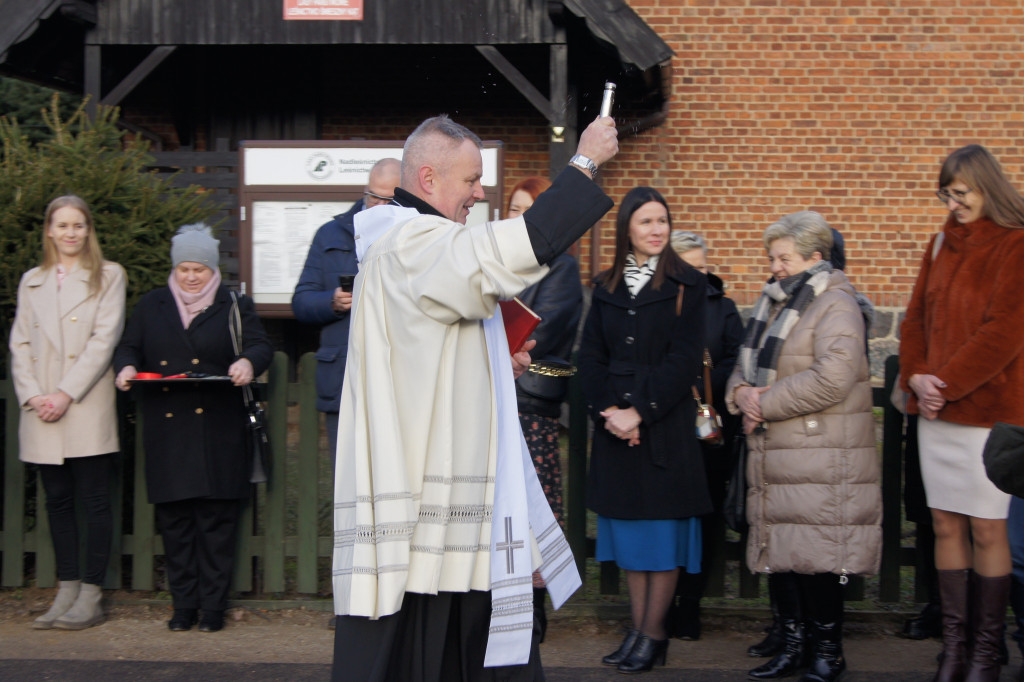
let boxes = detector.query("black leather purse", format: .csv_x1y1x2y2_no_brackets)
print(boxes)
517,357,576,403
230,291,270,484
723,434,748,533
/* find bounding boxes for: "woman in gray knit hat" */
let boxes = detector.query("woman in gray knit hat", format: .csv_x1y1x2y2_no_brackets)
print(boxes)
113,224,273,633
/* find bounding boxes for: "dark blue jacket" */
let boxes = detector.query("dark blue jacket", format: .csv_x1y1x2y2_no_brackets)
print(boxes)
291,200,362,412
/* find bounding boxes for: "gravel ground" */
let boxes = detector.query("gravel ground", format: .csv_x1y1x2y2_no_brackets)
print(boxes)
0,587,1018,680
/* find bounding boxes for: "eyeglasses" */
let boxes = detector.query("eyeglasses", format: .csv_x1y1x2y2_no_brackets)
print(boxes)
364,191,394,206
935,188,972,206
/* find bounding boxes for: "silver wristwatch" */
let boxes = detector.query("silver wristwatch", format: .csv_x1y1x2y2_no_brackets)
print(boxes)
568,154,598,177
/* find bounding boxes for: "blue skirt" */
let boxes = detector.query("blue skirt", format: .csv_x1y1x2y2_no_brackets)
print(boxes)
595,515,702,573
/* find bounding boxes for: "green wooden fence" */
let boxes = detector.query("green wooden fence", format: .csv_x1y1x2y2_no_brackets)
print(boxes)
1,353,918,604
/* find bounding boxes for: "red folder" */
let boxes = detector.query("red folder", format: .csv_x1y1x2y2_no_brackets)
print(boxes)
499,297,541,355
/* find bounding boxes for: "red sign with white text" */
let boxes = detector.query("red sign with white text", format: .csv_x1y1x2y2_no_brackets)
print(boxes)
283,0,363,20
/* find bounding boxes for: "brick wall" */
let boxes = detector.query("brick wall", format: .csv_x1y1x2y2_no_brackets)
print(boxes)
121,0,1024,324
606,0,1024,312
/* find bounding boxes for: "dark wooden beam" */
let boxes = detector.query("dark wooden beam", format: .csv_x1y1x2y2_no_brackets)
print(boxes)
101,45,177,107
474,45,551,121
83,43,100,118
547,43,574,179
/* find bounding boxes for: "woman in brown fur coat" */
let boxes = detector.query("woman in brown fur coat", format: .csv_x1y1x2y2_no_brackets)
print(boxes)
900,145,1024,682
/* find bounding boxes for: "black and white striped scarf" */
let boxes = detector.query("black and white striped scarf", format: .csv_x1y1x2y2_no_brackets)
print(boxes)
739,260,833,387
624,252,659,296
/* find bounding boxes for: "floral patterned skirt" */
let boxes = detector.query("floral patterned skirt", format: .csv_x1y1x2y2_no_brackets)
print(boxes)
518,412,563,527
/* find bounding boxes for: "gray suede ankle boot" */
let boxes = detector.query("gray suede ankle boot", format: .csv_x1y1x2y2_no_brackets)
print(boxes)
53,582,105,630
33,580,81,630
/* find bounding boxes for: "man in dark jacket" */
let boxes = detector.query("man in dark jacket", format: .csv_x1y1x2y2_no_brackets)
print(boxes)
292,158,400,458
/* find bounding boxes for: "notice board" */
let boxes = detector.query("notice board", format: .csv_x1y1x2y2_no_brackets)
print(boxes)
238,140,504,316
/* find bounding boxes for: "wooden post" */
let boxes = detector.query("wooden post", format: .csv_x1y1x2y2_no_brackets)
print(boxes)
2,378,26,586
84,44,101,119
262,352,288,593
296,352,319,593
879,354,905,602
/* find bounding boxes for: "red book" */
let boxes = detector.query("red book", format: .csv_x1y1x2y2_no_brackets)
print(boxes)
499,297,541,355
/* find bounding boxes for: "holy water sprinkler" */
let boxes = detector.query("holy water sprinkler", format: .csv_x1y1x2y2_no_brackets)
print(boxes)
600,82,617,118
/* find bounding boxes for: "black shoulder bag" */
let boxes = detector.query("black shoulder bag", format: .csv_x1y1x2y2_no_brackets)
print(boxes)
230,291,270,484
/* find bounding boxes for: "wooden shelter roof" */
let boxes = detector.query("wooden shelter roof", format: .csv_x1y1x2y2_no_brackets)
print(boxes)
0,0,672,91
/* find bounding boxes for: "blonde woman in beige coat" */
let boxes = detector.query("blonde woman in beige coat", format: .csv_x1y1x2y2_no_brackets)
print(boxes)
9,195,126,631
726,212,880,682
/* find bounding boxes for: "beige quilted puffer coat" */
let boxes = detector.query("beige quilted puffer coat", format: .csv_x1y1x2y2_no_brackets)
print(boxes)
726,270,881,577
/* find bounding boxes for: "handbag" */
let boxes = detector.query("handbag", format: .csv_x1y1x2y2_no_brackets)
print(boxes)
674,285,724,445
693,349,724,446
230,291,270,484
723,434,748,533
518,357,576,402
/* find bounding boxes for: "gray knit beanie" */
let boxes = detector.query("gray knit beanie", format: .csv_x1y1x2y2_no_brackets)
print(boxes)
171,223,219,268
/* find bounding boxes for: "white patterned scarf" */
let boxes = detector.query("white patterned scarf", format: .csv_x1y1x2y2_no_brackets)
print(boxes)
482,306,581,667
623,252,659,296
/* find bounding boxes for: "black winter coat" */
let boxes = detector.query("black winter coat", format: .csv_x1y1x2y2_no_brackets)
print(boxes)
113,286,274,504
514,252,583,418
580,266,714,520
694,272,745,507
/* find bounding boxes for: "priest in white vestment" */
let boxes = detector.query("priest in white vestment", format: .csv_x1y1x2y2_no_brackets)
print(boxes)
331,114,618,681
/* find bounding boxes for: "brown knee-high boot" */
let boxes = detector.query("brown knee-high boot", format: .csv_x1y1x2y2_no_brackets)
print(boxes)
964,573,1011,682
934,569,970,682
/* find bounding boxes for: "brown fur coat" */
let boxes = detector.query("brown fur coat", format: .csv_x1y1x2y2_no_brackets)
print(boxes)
900,216,1024,427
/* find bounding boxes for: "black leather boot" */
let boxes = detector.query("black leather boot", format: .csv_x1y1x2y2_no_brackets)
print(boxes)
602,629,639,666
672,596,701,641
617,633,668,674
748,620,805,679
799,620,846,682
749,619,786,657
901,601,942,640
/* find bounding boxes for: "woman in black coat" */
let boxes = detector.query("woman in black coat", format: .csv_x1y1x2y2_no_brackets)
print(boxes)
580,187,712,673
114,224,273,633
666,230,744,640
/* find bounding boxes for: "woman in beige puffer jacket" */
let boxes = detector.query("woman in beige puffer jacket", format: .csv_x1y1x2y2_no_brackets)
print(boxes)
726,211,880,682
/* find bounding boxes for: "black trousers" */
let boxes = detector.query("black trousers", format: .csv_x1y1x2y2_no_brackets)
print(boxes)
332,590,545,682
38,454,114,585
773,571,845,626
155,498,242,612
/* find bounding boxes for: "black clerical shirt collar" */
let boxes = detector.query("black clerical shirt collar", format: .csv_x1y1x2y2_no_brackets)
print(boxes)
391,188,446,220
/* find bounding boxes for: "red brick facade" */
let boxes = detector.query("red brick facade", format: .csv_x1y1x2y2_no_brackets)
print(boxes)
124,0,1024,316
608,0,1024,309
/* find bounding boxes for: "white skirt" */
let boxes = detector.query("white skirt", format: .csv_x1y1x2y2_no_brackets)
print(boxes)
918,418,1010,520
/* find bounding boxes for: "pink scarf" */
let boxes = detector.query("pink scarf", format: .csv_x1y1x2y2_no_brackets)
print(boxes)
167,268,221,329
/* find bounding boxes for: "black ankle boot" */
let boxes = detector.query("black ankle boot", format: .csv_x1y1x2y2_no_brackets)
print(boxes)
168,608,198,632
800,620,845,682
749,618,786,657
749,620,805,679
900,601,942,640
672,596,701,641
602,629,639,666
617,633,668,673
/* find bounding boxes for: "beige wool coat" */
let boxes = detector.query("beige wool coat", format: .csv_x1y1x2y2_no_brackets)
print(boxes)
726,270,881,577
9,261,126,464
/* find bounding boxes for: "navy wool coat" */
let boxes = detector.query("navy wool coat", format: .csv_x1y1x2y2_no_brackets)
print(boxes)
113,286,274,504
580,266,714,520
